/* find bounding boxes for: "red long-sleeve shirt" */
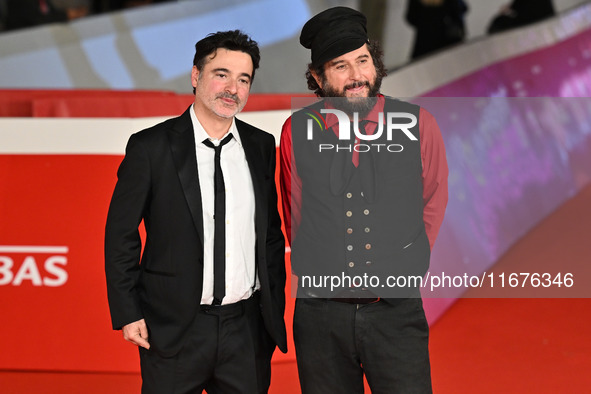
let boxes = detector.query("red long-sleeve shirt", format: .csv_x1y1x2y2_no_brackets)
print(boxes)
280,95,449,250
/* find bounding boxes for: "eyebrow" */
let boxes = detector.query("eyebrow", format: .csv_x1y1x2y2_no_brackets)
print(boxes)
328,60,345,67
212,67,252,81
328,54,370,67
239,73,252,81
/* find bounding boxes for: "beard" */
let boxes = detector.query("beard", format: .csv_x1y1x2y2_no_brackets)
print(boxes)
320,74,383,119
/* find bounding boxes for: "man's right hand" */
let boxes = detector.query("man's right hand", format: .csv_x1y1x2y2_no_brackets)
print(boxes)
122,319,150,349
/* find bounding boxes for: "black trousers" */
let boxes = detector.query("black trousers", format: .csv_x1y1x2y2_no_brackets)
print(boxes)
139,293,275,394
293,297,432,394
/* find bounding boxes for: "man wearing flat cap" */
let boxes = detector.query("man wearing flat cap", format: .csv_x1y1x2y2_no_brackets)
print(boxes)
280,7,448,393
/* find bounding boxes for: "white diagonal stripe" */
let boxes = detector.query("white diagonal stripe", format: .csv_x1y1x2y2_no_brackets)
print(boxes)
0,246,69,254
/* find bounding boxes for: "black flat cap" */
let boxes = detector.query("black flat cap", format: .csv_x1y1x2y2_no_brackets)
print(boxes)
300,7,368,67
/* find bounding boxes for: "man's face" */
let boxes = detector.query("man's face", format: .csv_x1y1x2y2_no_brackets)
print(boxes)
192,49,253,119
314,44,379,99
313,44,380,116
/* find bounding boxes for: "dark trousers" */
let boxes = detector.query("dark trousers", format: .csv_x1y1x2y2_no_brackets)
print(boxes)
293,297,432,394
139,293,275,394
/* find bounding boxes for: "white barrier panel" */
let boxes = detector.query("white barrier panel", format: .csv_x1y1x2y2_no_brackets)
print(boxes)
0,111,289,154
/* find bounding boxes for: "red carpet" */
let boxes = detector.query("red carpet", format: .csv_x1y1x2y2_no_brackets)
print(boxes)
1,185,590,393
429,183,591,393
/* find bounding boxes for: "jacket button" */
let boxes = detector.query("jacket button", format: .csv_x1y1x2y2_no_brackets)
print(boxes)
348,262,355,268
365,244,371,250
347,245,353,251
365,261,372,266
347,228,353,234
346,211,352,217
346,192,352,199
363,209,370,215
365,227,370,233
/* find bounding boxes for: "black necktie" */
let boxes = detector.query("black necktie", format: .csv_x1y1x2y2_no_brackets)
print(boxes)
203,133,233,305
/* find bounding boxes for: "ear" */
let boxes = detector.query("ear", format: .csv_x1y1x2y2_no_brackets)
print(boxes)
310,68,323,89
191,66,199,89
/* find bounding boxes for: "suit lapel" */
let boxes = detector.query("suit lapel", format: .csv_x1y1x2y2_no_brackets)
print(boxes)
166,113,267,256
167,107,205,247
236,118,268,246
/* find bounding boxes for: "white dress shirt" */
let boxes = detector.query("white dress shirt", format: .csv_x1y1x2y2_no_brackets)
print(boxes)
190,105,258,305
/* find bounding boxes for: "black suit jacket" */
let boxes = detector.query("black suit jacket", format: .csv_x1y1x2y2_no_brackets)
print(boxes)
105,107,287,357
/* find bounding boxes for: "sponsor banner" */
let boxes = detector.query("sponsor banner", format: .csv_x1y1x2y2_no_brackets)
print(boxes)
0,155,137,371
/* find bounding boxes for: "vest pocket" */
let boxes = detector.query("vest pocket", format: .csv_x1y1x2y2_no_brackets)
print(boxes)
399,226,427,252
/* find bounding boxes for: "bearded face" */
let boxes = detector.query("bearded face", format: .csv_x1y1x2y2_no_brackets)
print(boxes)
321,77,382,118
314,44,383,118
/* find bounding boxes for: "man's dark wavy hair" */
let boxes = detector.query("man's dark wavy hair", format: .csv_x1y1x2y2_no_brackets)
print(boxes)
305,40,387,97
192,30,260,94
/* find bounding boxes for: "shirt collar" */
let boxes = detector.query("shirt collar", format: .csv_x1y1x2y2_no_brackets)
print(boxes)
190,104,242,147
324,94,385,129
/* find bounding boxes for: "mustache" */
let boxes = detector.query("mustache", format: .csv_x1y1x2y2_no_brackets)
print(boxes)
344,81,370,91
217,92,240,104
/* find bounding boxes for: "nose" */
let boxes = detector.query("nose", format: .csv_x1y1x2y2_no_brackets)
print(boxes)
225,78,238,94
349,64,362,81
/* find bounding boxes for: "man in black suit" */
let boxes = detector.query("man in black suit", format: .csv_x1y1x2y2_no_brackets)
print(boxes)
105,30,287,393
